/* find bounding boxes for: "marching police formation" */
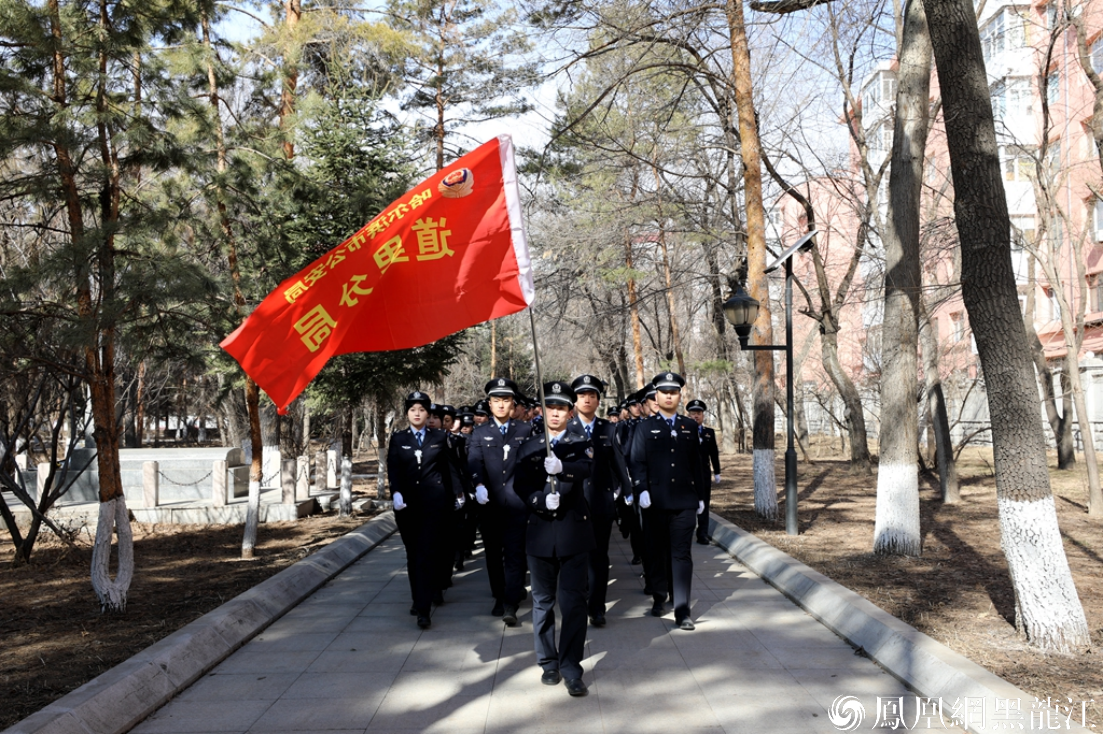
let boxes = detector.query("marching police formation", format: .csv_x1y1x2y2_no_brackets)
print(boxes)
386,372,722,698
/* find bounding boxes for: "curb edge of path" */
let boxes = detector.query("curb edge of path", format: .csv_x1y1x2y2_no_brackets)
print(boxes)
707,513,1091,734
3,512,398,734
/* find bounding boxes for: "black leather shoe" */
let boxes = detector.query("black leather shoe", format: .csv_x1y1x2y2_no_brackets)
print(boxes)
589,613,606,627
433,590,445,605
455,558,465,572
409,605,417,616
541,669,562,686
696,536,709,545
651,595,665,617
417,614,431,629
491,600,504,617
677,617,696,631
630,555,642,565
564,678,589,697
502,604,519,626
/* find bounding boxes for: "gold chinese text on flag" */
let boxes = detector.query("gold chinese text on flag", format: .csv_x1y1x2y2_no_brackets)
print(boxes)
221,136,534,412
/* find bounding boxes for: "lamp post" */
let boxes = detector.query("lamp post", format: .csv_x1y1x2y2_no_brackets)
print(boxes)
722,230,816,536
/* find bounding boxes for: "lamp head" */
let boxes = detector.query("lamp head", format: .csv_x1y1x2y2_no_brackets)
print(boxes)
722,285,760,347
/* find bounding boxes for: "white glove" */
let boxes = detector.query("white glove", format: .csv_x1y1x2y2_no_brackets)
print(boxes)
698,501,705,514
455,492,466,508
639,490,652,509
624,493,634,505
544,454,563,475
545,492,561,510
475,485,490,504
713,474,721,484
392,492,407,511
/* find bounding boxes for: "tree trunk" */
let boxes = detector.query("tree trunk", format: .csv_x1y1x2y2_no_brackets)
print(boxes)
820,328,872,472
278,0,301,160
919,303,960,502
626,233,646,388
923,0,1090,650
726,0,776,519
874,0,929,556
1024,257,1076,467
374,402,388,500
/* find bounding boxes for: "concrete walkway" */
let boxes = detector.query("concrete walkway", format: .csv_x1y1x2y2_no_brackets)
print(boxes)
128,525,964,734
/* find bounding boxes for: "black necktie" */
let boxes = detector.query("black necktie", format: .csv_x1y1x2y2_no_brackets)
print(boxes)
415,431,423,446
584,424,592,439
500,423,508,436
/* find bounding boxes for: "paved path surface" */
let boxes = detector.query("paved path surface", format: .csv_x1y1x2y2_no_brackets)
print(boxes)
132,528,964,734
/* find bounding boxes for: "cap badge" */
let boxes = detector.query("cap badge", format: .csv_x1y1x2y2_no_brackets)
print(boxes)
497,379,505,387
666,373,673,380
552,384,562,393
584,376,591,384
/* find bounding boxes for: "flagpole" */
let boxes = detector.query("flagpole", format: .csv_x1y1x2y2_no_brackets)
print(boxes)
527,306,557,494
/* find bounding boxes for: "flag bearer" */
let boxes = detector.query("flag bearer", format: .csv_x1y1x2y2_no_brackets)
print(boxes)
515,380,593,697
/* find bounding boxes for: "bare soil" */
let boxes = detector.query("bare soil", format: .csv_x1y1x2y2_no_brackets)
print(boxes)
0,511,375,729
0,446,1099,731
712,445,1102,730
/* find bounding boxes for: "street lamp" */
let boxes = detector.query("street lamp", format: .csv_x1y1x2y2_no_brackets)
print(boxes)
722,229,817,536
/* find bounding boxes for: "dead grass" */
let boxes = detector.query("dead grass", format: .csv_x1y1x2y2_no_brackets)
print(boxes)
712,444,1102,730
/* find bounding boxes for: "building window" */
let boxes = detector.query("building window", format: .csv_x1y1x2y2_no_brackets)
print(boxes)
766,207,782,248
951,312,965,342
1045,1,1059,28
868,120,893,155
1089,274,1103,313
1010,215,1036,248
1001,145,1034,181
1046,70,1060,104
981,8,1028,62
991,77,1033,122
1047,288,1061,320
862,70,897,114
1093,198,1103,241
1092,37,1103,75
1046,140,1061,176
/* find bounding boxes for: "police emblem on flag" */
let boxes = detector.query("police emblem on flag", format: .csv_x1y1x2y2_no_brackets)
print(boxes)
438,168,474,198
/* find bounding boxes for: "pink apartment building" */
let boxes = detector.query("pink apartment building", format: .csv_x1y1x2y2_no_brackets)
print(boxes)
768,0,1102,450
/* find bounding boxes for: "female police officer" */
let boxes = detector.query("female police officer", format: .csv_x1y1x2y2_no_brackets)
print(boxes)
387,391,465,629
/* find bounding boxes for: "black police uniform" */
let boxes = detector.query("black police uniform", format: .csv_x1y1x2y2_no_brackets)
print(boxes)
515,426,594,685
387,425,463,620
695,422,721,543
565,412,629,623
468,410,533,614
629,408,705,626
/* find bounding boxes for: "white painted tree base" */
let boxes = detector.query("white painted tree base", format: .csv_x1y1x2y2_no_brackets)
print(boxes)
999,494,1091,652
90,497,134,612
753,449,778,519
873,461,921,555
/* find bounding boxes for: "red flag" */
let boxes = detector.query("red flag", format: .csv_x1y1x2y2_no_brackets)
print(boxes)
221,135,534,412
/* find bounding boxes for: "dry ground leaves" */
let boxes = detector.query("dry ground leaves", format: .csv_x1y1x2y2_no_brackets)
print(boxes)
1,449,1099,730
0,512,374,729
712,446,1102,730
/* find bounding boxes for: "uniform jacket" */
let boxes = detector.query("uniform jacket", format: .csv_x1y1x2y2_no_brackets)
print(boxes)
386,427,463,512
468,419,533,510
514,431,595,558
628,413,705,510
565,415,630,518
697,425,721,475
449,431,473,494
